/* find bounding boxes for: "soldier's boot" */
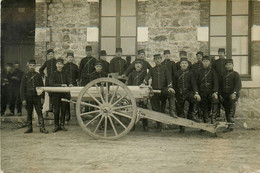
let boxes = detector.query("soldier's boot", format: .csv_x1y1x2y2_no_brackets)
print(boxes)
156,122,162,132
142,119,148,131
60,115,68,131
169,98,178,118
52,126,60,133
211,104,218,124
179,126,185,133
190,102,200,123
39,120,48,134
24,126,33,133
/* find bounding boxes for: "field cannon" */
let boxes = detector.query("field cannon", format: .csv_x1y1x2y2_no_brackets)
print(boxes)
36,77,229,140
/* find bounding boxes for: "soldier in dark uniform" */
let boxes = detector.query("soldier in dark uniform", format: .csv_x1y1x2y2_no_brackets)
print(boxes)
63,52,78,121
90,61,108,81
220,59,241,132
176,51,192,71
124,49,152,76
39,49,57,112
126,55,132,68
49,58,72,132
1,63,13,116
212,48,227,119
79,45,97,86
20,59,48,134
142,54,173,132
196,56,219,124
109,48,127,75
161,50,177,117
173,57,201,133
127,60,148,131
192,51,204,72
10,61,24,116
99,50,109,73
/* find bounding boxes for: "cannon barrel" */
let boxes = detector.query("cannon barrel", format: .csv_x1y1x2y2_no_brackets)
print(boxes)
36,86,161,99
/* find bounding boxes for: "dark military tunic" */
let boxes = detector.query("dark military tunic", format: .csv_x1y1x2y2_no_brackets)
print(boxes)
100,60,109,74
90,71,108,81
162,59,177,79
196,67,219,122
109,57,127,75
20,71,45,127
192,61,203,76
63,62,78,86
10,69,24,114
144,65,172,90
49,70,71,127
196,68,218,94
124,59,152,76
176,60,192,71
39,58,57,86
212,58,227,82
127,70,146,86
78,56,96,86
173,70,198,119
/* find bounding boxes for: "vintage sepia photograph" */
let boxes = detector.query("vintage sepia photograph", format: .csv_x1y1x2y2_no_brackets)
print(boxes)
1,0,260,172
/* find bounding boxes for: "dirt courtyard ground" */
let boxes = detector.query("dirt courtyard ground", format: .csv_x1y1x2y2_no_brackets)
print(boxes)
1,124,260,173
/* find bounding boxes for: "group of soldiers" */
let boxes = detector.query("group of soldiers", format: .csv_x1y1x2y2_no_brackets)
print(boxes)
1,61,24,117
1,45,241,134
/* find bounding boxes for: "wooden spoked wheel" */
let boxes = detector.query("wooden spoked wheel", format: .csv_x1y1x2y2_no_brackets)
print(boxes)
76,78,137,140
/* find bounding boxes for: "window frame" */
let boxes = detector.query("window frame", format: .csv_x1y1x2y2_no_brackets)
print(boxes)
209,0,252,80
99,0,138,57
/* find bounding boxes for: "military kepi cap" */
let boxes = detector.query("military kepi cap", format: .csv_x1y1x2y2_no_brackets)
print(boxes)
164,50,171,55
28,59,36,64
47,49,54,54
179,51,187,56
202,56,210,61
116,48,122,52
138,49,145,55
218,48,225,53
226,58,233,64
153,54,162,59
196,51,204,56
134,59,143,65
100,50,107,56
56,58,64,64
180,57,188,62
95,61,103,66
67,53,74,57
85,45,92,51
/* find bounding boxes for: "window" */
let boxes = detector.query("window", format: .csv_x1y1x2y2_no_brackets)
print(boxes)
210,0,251,78
100,0,137,60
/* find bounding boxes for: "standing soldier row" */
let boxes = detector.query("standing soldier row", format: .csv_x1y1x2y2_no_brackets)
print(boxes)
20,46,240,134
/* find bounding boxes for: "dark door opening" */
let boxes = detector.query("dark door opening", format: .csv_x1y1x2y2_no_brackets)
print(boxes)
1,0,35,72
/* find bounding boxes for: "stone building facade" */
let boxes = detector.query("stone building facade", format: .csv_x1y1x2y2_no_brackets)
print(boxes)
34,0,260,127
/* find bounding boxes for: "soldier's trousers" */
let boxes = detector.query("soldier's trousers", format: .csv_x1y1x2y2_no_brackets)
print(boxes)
25,95,45,128
10,87,22,114
53,93,69,127
175,92,198,119
161,93,176,117
200,92,218,123
150,91,167,127
220,93,238,124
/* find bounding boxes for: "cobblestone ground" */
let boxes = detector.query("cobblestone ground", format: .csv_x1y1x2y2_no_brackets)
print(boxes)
1,124,260,173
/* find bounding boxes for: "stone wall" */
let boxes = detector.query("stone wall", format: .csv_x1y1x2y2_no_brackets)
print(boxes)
137,0,202,65
35,0,99,66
